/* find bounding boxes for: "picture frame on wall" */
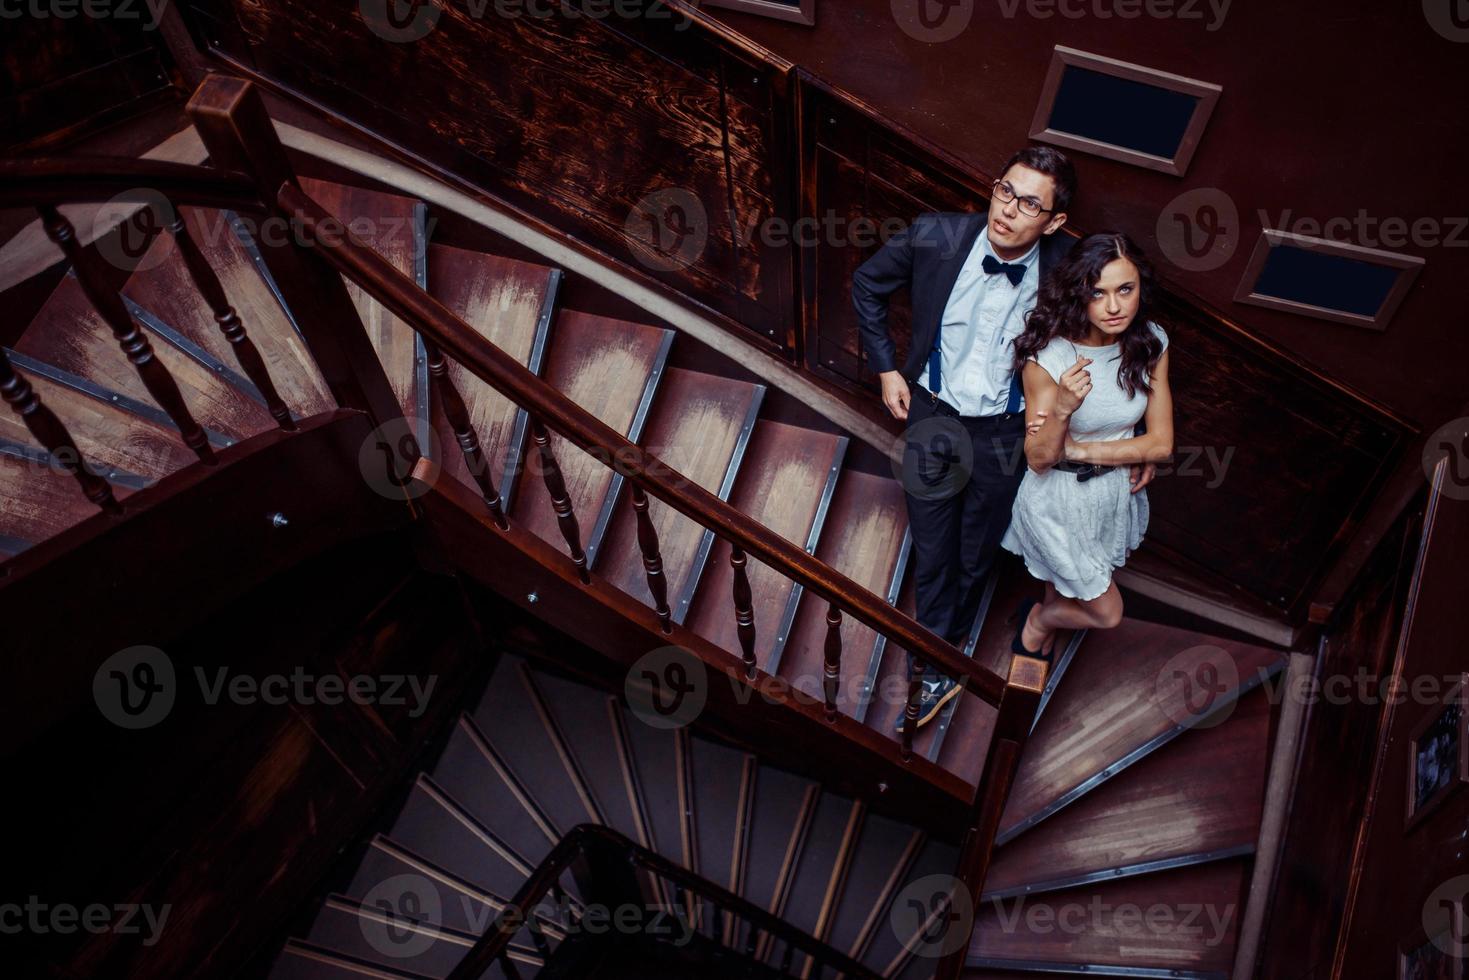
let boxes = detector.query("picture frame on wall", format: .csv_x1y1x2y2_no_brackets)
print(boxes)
696,0,816,26
1406,674,1469,829
1399,918,1465,980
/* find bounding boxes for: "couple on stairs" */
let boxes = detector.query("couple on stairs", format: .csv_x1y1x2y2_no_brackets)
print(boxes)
851,145,1176,731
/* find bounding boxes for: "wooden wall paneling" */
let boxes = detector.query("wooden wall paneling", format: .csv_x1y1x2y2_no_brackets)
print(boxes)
180,0,793,351
1253,498,1424,980
1,13,177,151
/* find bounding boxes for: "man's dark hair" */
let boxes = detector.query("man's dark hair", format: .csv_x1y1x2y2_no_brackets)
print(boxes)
1000,146,1077,214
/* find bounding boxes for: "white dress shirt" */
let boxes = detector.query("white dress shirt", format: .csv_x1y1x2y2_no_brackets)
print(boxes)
916,228,1040,416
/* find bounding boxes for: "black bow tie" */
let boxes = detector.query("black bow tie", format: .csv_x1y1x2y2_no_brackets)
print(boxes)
982,253,1026,286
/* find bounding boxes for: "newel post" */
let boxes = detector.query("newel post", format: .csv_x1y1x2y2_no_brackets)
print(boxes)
933,654,1046,980
184,75,404,430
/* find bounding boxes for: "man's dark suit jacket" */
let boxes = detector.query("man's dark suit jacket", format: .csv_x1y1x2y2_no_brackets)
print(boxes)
851,211,1075,384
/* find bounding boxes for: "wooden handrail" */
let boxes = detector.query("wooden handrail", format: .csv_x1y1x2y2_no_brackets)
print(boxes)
274,179,1006,707
0,158,263,212
445,823,885,980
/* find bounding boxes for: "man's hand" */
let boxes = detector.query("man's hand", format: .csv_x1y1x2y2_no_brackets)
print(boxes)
880,370,910,421
1129,462,1157,493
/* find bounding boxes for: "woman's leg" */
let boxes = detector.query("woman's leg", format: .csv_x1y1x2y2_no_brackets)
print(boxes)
1021,581,1124,650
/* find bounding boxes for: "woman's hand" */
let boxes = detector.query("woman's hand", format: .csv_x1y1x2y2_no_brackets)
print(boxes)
1055,356,1092,417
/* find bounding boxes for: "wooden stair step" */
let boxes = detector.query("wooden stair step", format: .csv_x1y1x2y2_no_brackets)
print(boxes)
425,242,558,510
299,178,424,426
967,859,1247,975
0,449,137,548
617,707,691,872
2,362,195,480
469,658,600,837
14,274,272,442
301,895,534,980
686,419,848,670
121,205,333,421
859,835,960,977
341,836,502,940
822,812,924,966
737,765,820,953
862,571,919,741
778,466,908,719
427,716,559,869
267,941,445,980
596,366,763,624
383,777,535,902
688,736,757,942
985,690,1269,900
526,668,645,844
510,309,672,565
771,793,863,973
998,620,1285,843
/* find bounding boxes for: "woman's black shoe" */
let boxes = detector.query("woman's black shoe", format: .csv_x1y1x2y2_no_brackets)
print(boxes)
1011,597,1050,661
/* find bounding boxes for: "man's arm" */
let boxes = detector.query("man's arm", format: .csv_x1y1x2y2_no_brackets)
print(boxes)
851,217,921,375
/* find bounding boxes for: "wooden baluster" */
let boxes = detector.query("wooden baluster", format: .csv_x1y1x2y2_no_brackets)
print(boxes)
38,205,216,465
426,337,507,529
167,204,296,431
0,348,120,515
901,661,923,762
823,603,842,722
530,414,589,583
730,544,757,679
496,950,522,980
629,483,671,632
187,76,405,431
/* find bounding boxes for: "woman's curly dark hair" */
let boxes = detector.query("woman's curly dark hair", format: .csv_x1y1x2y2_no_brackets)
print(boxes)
1012,232,1165,399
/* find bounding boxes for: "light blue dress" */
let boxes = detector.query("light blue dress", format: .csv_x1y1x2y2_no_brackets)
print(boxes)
1000,322,1168,600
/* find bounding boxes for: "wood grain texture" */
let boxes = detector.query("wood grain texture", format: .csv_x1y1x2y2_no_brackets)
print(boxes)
998,620,1285,837
687,420,845,666
203,0,791,347
426,242,555,496
122,206,333,419
15,274,273,441
968,858,1248,972
2,368,194,480
0,453,131,546
596,366,761,609
986,691,1270,896
511,309,669,554
299,176,422,419
780,467,908,717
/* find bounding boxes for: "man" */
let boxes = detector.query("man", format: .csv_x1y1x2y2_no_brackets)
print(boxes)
851,146,1077,731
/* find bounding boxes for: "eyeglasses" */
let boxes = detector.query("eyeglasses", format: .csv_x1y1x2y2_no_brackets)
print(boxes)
992,179,1054,218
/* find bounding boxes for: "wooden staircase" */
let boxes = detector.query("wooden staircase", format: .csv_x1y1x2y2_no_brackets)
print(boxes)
2,108,1289,977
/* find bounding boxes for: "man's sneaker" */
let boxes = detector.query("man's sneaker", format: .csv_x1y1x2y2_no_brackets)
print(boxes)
893,670,962,735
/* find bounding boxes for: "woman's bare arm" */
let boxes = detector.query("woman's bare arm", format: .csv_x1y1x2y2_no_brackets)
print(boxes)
1023,356,1093,473
1065,350,1174,467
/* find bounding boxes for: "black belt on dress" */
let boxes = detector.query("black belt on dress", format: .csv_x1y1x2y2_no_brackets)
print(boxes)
1054,460,1115,482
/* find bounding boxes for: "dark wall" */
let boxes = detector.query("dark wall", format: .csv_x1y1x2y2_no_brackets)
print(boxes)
1,11,177,150
1255,493,1424,978
705,0,1464,433
1331,465,1469,977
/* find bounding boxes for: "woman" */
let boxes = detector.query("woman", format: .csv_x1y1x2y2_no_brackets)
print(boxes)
999,232,1174,658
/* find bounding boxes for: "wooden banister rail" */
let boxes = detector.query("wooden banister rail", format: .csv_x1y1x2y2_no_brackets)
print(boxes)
445,823,885,980
273,178,1007,708
933,656,1047,980
0,158,263,212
